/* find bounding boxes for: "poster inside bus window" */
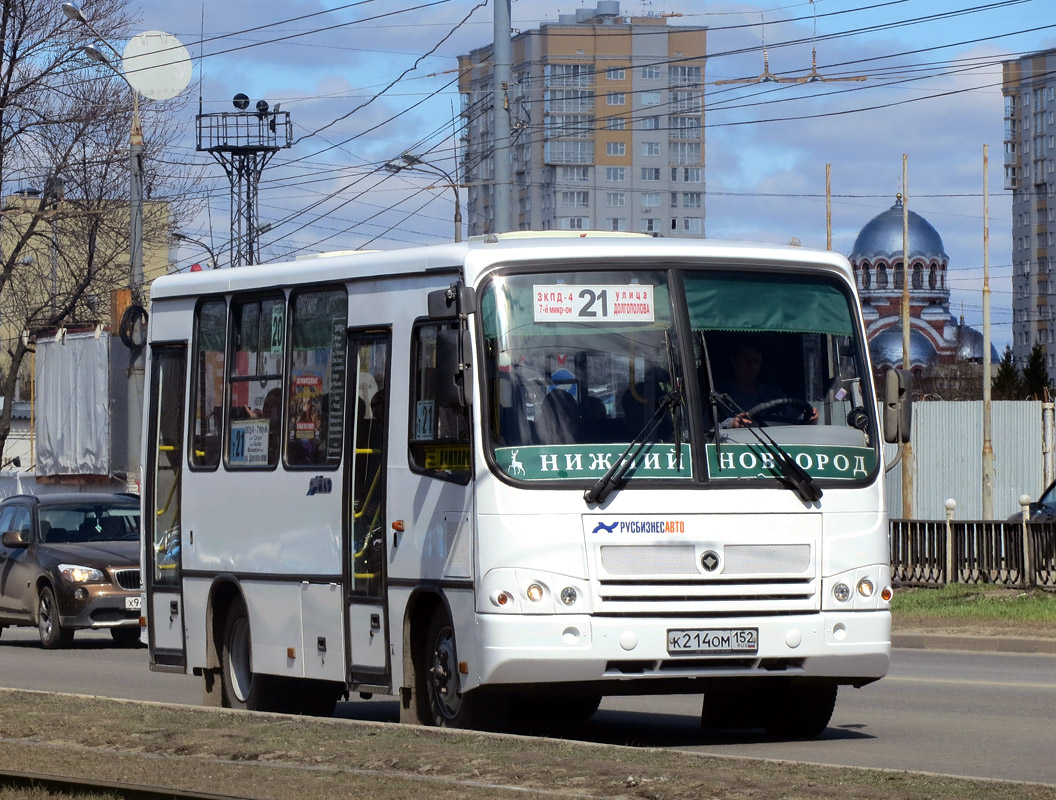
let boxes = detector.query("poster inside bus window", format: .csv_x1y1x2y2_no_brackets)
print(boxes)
293,370,324,440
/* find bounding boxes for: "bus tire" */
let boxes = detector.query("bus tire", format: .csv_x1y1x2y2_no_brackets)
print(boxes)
421,610,505,730
514,693,601,726
760,683,837,739
220,598,271,711
553,693,601,722
701,689,763,730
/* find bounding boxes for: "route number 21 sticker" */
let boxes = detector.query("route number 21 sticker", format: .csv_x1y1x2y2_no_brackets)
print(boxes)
533,285,654,322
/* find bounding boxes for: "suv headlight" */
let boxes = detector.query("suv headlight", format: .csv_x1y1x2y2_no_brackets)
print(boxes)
58,564,105,583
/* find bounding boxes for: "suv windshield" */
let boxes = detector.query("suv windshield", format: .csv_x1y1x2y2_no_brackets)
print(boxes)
480,266,876,486
38,503,140,543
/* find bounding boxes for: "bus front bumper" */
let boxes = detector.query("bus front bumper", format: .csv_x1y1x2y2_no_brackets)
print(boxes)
473,610,890,689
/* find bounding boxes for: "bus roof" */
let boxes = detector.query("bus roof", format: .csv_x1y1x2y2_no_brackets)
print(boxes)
148,235,853,302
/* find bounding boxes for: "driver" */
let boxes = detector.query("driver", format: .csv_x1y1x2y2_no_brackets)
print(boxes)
719,342,817,428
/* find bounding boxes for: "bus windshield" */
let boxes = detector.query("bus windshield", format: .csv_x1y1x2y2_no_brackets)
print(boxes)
480,266,877,486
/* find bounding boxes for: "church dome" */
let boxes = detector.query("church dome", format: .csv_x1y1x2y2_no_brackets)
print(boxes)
947,318,1000,363
850,196,948,263
869,326,938,368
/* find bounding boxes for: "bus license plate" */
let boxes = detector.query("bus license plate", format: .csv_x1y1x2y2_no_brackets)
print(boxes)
667,628,758,655
125,596,142,610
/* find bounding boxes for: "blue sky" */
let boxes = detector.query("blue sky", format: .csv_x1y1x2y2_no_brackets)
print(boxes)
118,0,1056,348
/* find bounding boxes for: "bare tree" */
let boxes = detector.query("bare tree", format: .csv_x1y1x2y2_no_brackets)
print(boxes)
0,0,200,462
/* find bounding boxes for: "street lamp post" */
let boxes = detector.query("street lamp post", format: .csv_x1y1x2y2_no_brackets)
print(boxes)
385,153,462,243
61,2,146,491
61,3,144,303
173,232,219,270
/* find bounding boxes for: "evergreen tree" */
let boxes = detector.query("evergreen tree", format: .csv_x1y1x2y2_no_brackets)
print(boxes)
991,345,1024,400
1022,344,1052,400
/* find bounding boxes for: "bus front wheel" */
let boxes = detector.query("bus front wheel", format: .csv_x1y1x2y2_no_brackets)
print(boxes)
759,683,838,739
421,610,505,730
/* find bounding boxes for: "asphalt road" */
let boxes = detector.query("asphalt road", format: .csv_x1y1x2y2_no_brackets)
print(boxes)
0,627,1053,786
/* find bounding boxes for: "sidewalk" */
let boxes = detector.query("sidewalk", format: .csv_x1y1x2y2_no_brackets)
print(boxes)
892,630,1056,654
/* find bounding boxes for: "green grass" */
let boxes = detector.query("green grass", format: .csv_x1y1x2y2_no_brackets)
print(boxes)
892,584,1056,631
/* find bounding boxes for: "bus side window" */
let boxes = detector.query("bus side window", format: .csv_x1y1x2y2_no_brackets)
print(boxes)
408,321,470,481
227,294,284,469
190,299,227,469
286,287,347,468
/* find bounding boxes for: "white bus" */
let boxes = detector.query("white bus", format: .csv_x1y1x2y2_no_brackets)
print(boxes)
142,233,908,736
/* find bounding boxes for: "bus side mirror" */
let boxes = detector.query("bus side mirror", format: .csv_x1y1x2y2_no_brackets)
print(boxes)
882,369,912,444
428,282,475,320
435,327,471,409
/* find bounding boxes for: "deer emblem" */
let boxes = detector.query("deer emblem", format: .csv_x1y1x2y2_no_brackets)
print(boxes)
507,449,525,476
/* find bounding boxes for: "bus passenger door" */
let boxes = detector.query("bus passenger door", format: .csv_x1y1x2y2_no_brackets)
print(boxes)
345,332,390,683
145,344,187,668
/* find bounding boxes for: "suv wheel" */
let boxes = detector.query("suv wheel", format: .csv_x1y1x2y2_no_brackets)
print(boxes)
38,586,74,649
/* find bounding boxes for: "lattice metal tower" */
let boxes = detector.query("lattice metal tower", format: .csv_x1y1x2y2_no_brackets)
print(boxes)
196,97,292,266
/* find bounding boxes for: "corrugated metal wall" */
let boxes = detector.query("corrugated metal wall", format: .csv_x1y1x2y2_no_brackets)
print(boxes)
886,401,1047,520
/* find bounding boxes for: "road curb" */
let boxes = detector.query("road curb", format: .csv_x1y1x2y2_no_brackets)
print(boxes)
892,632,1056,654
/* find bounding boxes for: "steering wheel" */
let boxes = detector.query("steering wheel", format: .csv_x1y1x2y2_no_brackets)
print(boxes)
744,397,815,426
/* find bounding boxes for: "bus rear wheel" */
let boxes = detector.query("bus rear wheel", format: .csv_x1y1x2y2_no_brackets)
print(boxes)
220,598,270,710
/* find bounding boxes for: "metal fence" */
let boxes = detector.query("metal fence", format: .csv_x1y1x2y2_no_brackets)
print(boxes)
890,519,1056,588
885,401,1049,520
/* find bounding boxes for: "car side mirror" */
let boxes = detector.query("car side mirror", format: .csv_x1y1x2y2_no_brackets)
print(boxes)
1,529,29,548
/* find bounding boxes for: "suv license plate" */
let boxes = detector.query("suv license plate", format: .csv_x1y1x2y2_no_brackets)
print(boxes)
667,628,758,655
125,596,142,610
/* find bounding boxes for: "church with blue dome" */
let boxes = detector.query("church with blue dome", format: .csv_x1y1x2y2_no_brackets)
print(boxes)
848,196,995,390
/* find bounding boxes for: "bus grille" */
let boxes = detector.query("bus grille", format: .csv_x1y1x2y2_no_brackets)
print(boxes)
594,544,817,615
112,569,142,591
595,578,818,615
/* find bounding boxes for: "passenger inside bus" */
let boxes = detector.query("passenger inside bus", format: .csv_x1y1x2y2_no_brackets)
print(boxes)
535,387,578,444
262,389,282,462
618,379,673,441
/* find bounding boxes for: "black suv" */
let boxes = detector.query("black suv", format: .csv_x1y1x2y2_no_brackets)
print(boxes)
0,493,141,648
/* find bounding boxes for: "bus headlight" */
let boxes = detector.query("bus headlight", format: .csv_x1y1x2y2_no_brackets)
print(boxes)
478,569,591,614
832,583,851,602
857,578,875,598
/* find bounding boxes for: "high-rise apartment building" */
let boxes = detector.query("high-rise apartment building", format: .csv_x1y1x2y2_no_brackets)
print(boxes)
457,2,706,237
1002,48,1056,378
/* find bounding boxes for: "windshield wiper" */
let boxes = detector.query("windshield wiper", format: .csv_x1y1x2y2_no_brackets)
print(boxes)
584,389,683,505
712,393,823,504
697,331,723,457
665,331,684,472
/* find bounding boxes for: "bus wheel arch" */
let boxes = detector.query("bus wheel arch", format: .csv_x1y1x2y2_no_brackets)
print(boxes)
400,588,447,725
405,591,507,731
203,577,245,708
